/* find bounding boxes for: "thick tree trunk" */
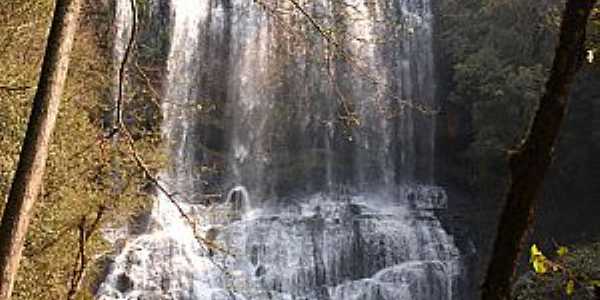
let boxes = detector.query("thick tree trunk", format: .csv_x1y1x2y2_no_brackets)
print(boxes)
481,1,597,299
0,0,82,299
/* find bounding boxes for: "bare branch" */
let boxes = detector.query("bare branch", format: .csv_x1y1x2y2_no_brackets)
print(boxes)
113,0,137,135
132,59,161,109
66,217,87,300
286,0,337,47
119,126,232,274
65,204,104,300
254,0,439,117
0,85,33,92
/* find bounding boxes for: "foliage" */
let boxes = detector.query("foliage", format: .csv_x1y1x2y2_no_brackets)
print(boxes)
0,1,162,299
439,0,560,195
514,242,600,299
530,244,550,274
440,0,600,179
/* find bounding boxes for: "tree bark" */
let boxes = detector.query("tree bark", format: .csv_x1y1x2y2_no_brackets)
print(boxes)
0,0,82,299
481,1,597,300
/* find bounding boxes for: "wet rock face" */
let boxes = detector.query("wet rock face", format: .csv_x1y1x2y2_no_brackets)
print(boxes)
115,273,133,292
213,193,460,300
98,191,461,300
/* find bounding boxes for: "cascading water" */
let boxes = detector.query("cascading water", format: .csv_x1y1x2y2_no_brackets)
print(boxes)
98,0,462,299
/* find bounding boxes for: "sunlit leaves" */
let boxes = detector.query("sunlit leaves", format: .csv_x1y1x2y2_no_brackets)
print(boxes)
520,243,600,299
530,244,549,274
1,1,161,299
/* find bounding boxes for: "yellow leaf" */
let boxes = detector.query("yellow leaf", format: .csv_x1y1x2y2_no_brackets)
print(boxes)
530,244,543,258
532,257,548,274
566,279,575,296
530,244,549,274
557,246,569,257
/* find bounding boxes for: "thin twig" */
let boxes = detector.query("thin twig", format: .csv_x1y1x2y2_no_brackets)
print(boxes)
0,85,33,92
256,0,439,116
67,218,86,300
133,58,161,109
119,126,232,274
111,0,137,138
65,204,104,300
286,0,338,47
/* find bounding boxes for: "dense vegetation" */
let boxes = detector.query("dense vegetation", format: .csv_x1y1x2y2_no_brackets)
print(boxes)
0,1,161,298
514,242,600,299
439,0,599,198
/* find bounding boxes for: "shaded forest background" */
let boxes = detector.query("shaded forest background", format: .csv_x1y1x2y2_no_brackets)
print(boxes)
435,0,600,298
0,0,598,299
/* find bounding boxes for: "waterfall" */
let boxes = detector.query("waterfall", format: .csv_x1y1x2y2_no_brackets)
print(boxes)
98,0,462,299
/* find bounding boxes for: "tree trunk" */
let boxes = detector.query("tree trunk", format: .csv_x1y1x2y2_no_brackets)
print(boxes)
481,1,597,299
0,0,82,299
